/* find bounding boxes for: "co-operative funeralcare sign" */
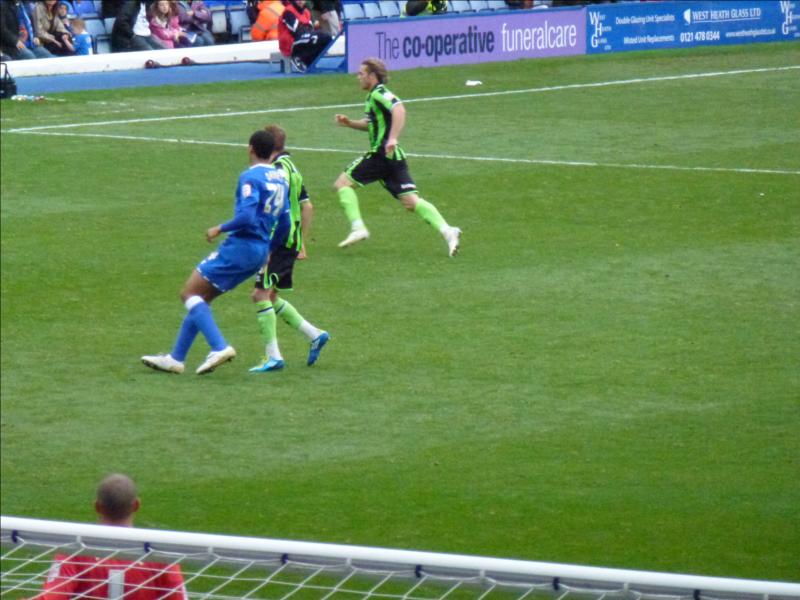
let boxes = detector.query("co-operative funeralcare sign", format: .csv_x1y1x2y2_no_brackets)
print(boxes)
345,9,586,72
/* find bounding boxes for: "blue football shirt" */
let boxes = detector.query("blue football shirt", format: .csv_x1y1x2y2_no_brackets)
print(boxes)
223,163,289,243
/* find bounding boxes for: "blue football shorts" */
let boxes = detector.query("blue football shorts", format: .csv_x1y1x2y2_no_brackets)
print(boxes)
197,236,269,293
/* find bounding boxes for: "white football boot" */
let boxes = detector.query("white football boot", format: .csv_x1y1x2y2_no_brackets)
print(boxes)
338,228,370,248
141,353,185,374
444,226,462,257
196,345,236,375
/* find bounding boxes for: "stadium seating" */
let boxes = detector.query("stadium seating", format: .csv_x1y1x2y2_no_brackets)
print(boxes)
342,3,366,20
95,35,111,55
379,1,401,17
362,2,382,18
210,7,228,35
338,0,510,19
228,9,252,41
449,0,473,12
82,16,111,54
83,17,106,39
333,0,513,22
73,0,98,17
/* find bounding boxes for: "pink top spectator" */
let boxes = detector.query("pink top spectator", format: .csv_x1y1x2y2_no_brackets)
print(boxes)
149,14,182,48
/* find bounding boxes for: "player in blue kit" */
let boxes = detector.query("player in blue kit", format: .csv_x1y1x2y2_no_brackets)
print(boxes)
142,130,288,375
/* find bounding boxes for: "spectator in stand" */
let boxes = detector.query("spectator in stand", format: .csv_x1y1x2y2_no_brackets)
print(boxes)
71,17,93,54
245,0,259,22
58,1,74,34
111,0,167,52
58,0,81,39
505,0,533,7
0,0,54,59
100,0,124,19
38,474,188,600
251,0,283,42
404,0,447,15
310,1,340,37
33,0,75,55
278,0,331,72
149,0,194,48
176,1,214,46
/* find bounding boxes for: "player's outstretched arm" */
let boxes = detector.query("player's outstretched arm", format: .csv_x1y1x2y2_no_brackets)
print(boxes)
335,114,369,131
206,225,222,242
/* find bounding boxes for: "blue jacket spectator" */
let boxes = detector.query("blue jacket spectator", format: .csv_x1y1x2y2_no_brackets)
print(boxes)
71,17,93,54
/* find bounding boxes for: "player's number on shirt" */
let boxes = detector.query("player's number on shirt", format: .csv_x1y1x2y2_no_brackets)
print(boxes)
264,181,287,218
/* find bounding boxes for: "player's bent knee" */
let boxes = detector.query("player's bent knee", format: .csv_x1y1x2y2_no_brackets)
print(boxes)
334,174,350,191
399,194,417,211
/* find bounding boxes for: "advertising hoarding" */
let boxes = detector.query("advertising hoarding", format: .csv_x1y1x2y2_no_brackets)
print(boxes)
345,9,586,73
587,0,799,54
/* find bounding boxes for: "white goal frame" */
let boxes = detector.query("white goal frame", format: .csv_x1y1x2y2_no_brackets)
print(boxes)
2,516,799,600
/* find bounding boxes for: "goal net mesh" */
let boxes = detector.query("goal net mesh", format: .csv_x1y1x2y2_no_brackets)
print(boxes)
2,517,798,600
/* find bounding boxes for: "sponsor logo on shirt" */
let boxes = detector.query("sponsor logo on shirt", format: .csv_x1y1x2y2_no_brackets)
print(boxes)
47,561,62,582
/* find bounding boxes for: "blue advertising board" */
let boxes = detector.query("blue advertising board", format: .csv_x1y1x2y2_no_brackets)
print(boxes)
587,0,799,54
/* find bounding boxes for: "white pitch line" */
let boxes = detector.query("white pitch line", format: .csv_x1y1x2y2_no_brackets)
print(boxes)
13,130,799,176
4,64,798,133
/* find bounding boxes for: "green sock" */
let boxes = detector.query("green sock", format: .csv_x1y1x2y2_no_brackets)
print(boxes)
255,300,277,347
274,298,303,330
338,186,363,227
413,197,447,231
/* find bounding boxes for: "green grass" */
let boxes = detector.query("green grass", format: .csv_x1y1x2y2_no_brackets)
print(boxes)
2,42,799,582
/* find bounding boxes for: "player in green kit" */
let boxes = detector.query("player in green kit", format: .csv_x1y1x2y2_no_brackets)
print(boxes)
333,57,461,257
250,124,329,372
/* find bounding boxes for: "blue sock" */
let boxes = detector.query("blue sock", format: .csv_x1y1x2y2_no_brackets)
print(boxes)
187,297,227,351
170,315,198,362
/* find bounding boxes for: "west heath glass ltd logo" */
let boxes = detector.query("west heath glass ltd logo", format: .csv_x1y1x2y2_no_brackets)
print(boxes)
780,1,797,35
588,11,611,48
683,5,763,25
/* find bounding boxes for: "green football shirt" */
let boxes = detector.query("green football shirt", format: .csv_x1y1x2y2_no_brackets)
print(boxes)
364,84,406,160
274,153,308,251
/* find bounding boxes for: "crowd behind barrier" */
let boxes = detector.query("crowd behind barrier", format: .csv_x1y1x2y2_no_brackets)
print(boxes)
1,0,629,64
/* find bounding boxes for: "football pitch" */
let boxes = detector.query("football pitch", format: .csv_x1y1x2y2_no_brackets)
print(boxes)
1,42,798,581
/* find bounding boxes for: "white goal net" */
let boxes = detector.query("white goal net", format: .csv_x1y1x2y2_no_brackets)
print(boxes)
2,516,799,600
